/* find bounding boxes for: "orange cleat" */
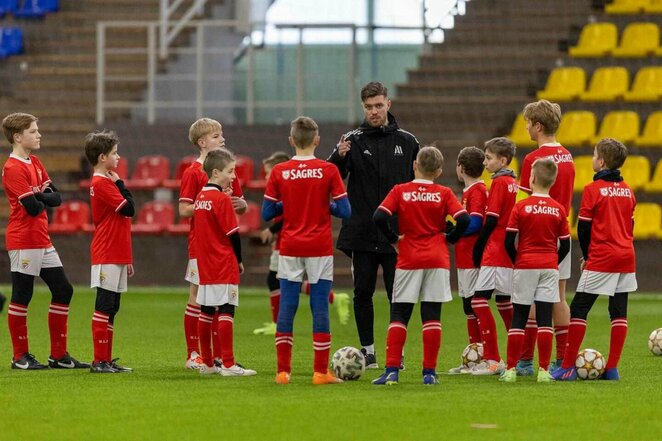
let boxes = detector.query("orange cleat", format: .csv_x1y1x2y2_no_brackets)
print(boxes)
312,370,344,385
275,371,291,384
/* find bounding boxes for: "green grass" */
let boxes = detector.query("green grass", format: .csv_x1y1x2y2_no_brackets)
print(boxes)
1,286,661,441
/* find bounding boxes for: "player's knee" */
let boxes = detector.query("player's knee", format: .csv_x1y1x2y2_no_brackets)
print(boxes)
511,303,530,330
52,281,74,305
219,304,235,316
267,271,279,292
569,292,594,320
534,301,553,328
608,293,628,321
462,296,474,316
474,289,493,300
390,302,414,324
420,302,441,322
94,288,117,315
200,305,216,316
10,272,35,306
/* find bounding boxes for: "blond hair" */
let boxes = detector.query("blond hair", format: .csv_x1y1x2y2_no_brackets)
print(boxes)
484,137,516,164
3,112,38,145
532,157,558,189
416,146,444,175
189,118,222,147
595,138,628,170
523,100,562,135
290,116,318,148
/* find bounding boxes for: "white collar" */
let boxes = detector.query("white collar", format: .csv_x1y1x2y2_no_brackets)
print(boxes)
531,193,551,198
9,153,31,163
412,179,433,184
292,155,316,160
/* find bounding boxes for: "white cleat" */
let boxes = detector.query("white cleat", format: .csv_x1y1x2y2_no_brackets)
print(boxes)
448,364,473,375
185,351,205,370
199,364,222,375
471,359,505,376
221,363,257,377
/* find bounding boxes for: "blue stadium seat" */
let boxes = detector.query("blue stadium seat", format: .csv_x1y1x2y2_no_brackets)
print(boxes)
0,27,24,58
37,0,57,12
13,0,46,18
0,0,18,17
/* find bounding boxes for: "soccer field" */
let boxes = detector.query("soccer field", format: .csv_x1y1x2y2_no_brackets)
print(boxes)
1,286,660,441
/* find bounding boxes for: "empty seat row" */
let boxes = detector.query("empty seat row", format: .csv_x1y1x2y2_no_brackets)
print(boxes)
509,110,662,148
570,203,662,240
570,22,661,57
605,0,662,14
572,155,662,192
0,0,58,18
537,66,662,102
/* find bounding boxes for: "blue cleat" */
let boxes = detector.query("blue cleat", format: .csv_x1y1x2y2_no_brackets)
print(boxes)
549,359,563,373
551,366,577,381
372,367,399,385
601,368,620,381
516,359,534,376
422,369,438,385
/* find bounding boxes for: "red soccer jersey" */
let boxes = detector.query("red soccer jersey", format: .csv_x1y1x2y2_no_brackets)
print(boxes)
378,180,466,270
518,144,575,214
2,154,52,250
482,174,518,268
578,179,636,273
90,174,132,264
179,160,243,258
506,194,570,269
455,181,488,269
264,156,347,257
193,185,241,284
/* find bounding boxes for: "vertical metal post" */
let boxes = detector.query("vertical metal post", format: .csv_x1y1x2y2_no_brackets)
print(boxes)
96,23,105,125
195,23,204,119
147,24,157,124
160,0,168,59
296,27,304,116
347,26,357,124
246,33,255,125
367,0,377,78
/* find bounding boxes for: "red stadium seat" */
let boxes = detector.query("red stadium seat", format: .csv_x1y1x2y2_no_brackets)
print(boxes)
49,200,91,234
79,157,129,190
125,155,170,190
237,201,261,234
163,155,198,189
166,214,191,235
234,155,255,186
132,201,175,234
245,163,268,190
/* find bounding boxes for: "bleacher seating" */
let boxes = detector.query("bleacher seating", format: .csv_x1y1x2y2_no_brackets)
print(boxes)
125,155,170,190
0,0,17,16
644,160,662,192
635,111,662,147
569,22,618,57
606,0,650,14
611,22,660,57
79,157,129,189
633,203,662,239
237,201,262,234
557,111,597,146
624,67,662,102
580,66,629,102
132,201,175,234
573,156,594,192
13,0,46,18
646,0,662,13
621,155,651,191
591,111,640,145
537,67,586,102
234,155,255,186
507,113,537,148
163,155,197,189
48,200,91,234
0,27,24,58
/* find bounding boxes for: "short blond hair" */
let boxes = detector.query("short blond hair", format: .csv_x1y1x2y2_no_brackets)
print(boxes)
3,112,38,145
417,146,444,175
189,118,222,147
263,151,290,168
595,138,627,170
484,137,516,164
532,157,558,189
290,116,318,148
523,100,562,135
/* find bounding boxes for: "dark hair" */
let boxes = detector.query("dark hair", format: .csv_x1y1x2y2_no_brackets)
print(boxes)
484,137,516,165
595,138,627,170
457,146,485,178
290,116,319,148
84,130,120,166
360,81,388,102
3,112,38,145
263,151,291,168
203,148,235,178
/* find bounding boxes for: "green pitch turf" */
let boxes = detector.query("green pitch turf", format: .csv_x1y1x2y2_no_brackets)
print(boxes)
0,286,661,441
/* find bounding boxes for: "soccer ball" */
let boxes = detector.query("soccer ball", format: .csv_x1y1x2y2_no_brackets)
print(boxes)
461,342,484,369
331,346,365,380
575,348,605,380
648,328,662,356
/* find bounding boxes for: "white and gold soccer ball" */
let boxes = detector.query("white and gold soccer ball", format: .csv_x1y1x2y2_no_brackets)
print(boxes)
461,342,484,369
331,346,365,380
575,348,605,380
648,328,662,356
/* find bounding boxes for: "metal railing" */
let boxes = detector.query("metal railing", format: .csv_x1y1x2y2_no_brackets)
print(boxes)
159,0,207,59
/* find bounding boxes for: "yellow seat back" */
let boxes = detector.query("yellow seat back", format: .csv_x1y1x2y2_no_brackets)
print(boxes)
573,156,595,192
507,113,536,148
593,111,641,144
570,23,618,56
635,111,662,147
613,22,660,56
557,111,597,146
581,66,629,100
633,203,662,239
621,155,650,191
537,67,586,101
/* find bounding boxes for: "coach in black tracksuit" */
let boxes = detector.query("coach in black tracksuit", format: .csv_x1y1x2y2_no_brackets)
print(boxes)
328,82,419,368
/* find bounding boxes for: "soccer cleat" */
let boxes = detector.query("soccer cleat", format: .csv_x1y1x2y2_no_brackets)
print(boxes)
334,293,351,325
372,368,399,385
499,367,517,383
360,348,379,369
90,361,118,373
601,368,620,381
253,322,277,335
551,366,577,381
400,355,406,371
110,358,133,372
185,351,205,370
11,353,48,370
471,359,505,376
312,370,343,385
422,369,439,385
199,364,221,375
221,363,257,377
48,353,91,369
537,368,554,383
515,359,534,376
448,364,472,375
549,358,563,373
275,371,291,384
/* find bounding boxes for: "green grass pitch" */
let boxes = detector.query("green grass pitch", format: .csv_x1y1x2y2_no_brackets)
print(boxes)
1,286,661,441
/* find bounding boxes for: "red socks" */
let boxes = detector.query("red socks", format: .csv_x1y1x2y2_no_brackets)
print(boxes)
92,311,110,363
385,322,407,368
212,311,221,360
48,303,69,359
422,320,442,371
184,303,200,357
554,325,569,361
521,319,537,361
466,314,481,344
606,318,628,369
275,332,293,373
269,289,280,323
496,300,513,331
8,302,28,360
506,328,525,369
471,297,501,362
537,326,554,370
313,332,331,374
561,318,587,369
218,313,235,367
198,312,214,367
107,323,115,362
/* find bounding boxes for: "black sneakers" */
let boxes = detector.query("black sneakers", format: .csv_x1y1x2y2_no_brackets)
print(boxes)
90,361,117,373
110,358,132,372
11,353,49,370
360,348,379,369
48,353,91,369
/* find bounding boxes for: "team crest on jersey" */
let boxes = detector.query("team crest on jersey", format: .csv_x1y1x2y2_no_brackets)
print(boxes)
90,186,95,196
394,145,404,156
525,205,533,214
20,259,30,270
402,192,412,201
189,268,197,277
230,288,237,300
600,187,609,196
508,184,518,193
282,170,290,180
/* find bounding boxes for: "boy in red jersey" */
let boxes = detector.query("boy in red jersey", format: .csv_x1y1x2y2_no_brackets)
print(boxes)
178,118,247,369
85,130,135,373
372,146,470,385
553,139,637,381
516,100,575,375
2,113,89,370
193,149,256,376
471,137,518,376
448,146,488,375
500,158,570,383
262,116,350,385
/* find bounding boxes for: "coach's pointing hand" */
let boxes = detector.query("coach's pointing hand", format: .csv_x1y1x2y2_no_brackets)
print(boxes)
336,136,351,158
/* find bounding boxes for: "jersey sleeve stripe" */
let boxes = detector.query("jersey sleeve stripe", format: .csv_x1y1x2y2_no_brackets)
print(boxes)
115,199,128,212
377,205,392,216
226,226,240,236
469,212,484,217
178,197,194,203
559,234,571,239
577,215,592,221
452,209,468,218
519,185,532,192
264,194,279,202
486,211,500,218
506,227,519,232
17,191,34,200
332,192,348,200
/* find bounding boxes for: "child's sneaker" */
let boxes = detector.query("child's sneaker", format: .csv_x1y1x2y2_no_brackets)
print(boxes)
601,367,620,381
199,364,221,375
372,367,399,385
312,370,343,385
422,369,439,385
275,371,291,384
471,359,505,376
253,322,277,335
334,293,351,325
110,358,133,372
48,353,91,369
360,348,379,369
499,367,517,383
536,368,554,383
551,366,577,381
221,363,257,377
515,359,534,376
90,361,117,374
549,358,563,373
185,351,204,370
448,364,472,375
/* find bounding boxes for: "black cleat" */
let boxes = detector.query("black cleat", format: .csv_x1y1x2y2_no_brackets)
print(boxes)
48,353,91,369
90,361,118,373
360,348,379,369
110,358,132,372
11,353,49,370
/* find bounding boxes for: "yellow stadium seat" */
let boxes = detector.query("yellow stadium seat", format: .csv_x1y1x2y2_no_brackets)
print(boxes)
644,160,662,193
611,22,660,57
537,67,586,102
621,155,651,191
580,67,629,102
591,111,640,145
606,0,649,14
624,67,662,102
568,207,578,240
573,156,595,192
634,111,662,147
569,23,618,57
481,157,519,190
645,0,662,12
633,203,662,239
557,111,597,147
507,114,536,148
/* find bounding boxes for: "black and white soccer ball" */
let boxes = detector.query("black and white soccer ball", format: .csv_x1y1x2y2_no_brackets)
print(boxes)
575,348,605,380
331,346,365,380
648,328,662,356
